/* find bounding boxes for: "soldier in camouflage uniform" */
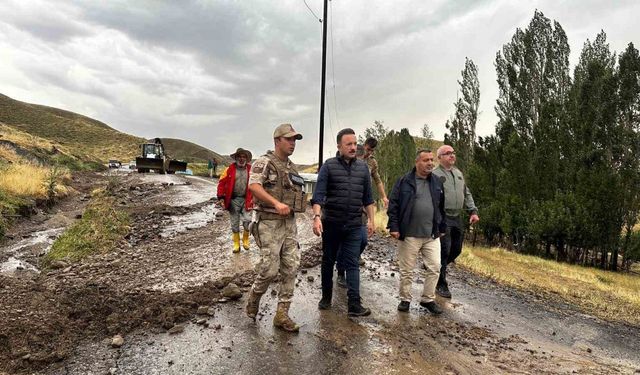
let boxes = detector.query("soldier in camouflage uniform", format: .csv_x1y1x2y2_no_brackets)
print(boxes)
363,137,389,208
245,123,306,332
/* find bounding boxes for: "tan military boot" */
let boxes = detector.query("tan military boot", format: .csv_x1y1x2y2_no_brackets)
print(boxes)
242,230,250,250
273,302,300,332
245,290,262,319
232,232,240,253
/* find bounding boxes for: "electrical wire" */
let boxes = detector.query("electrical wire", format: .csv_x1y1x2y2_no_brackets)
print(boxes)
303,0,322,22
329,0,340,130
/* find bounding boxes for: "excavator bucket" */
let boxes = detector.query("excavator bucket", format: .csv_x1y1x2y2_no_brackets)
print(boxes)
136,156,164,173
167,159,187,174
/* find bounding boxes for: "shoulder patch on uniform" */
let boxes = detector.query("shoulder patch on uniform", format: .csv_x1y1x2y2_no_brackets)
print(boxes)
251,159,267,174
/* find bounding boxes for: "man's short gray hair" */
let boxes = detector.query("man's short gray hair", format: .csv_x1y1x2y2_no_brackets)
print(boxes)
415,149,433,161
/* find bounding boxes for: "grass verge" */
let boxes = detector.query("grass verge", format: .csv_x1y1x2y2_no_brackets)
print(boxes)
189,162,209,177
45,189,130,264
0,162,71,239
0,162,70,199
457,246,640,326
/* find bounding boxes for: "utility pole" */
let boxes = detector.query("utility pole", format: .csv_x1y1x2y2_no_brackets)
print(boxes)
318,0,328,170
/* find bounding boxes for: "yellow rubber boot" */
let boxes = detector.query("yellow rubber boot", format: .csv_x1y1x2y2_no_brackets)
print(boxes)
232,232,240,253
242,230,250,250
273,302,300,332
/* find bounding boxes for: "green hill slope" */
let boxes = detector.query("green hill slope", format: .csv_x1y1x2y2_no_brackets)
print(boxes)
0,94,225,167
0,93,144,163
158,138,232,164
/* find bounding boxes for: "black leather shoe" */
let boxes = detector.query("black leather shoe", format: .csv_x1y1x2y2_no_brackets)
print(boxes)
436,283,452,299
397,301,410,312
318,297,332,310
348,301,371,317
337,273,347,288
419,301,443,315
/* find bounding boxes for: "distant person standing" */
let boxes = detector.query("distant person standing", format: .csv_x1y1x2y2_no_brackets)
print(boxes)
245,123,305,332
387,149,446,314
209,158,218,178
432,145,479,299
217,148,253,253
363,137,389,208
312,128,375,317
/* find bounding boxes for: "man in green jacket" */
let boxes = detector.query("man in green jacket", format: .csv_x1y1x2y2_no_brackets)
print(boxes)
432,145,479,298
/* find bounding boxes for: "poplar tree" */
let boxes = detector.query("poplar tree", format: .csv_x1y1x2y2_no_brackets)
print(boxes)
615,43,640,270
445,57,480,172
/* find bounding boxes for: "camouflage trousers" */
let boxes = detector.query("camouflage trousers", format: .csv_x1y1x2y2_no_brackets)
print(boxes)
250,214,300,303
229,196,250,233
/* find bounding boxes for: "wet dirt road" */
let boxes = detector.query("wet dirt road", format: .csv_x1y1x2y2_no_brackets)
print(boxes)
2,172,639,374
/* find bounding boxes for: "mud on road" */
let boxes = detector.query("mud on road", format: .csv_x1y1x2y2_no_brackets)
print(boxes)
1,171,639,374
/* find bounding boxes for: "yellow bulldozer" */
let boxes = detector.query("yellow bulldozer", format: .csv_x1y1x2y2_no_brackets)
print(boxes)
136,138,187,174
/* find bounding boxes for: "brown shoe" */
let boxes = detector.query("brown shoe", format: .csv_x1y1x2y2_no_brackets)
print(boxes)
273,302,300,332
245,290,262,319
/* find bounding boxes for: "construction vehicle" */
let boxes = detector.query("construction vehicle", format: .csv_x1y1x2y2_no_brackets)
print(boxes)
136,138,187,174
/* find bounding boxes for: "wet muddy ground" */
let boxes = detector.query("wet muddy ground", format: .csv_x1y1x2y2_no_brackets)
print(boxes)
1,171,639,375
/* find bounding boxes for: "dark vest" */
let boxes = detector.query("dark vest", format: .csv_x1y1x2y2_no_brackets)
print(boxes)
323,157,370,226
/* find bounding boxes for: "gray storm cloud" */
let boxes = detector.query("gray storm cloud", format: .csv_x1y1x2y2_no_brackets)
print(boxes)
1,0,639,163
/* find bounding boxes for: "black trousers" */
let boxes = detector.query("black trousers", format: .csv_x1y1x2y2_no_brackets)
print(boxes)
439,216,464,285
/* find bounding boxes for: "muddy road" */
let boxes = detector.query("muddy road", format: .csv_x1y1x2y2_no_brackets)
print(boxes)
1,171,639,374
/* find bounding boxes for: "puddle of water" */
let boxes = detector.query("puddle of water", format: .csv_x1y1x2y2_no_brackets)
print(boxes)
161,205,221,238
4,227,64,254
0,227,65,275
140,174,218,207
0,256,39,273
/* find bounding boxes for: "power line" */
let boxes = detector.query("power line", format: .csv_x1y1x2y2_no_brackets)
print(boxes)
329,0,340,129
303,0,322,22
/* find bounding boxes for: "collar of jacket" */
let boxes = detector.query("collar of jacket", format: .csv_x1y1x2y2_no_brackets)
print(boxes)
407,167,433,185
337,155,357,167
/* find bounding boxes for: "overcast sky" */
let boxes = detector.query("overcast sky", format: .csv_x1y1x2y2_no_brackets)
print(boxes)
1,0,638,164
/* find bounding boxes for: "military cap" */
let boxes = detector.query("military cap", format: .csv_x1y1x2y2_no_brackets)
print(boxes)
273,123,303,140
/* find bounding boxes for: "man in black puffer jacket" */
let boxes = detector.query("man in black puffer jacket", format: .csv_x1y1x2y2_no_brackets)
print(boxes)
311,128,376,317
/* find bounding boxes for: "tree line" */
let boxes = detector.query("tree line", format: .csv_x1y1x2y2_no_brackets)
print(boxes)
361,10,640,271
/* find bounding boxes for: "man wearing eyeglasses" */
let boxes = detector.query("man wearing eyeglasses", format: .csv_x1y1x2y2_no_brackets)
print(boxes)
432,145,479,299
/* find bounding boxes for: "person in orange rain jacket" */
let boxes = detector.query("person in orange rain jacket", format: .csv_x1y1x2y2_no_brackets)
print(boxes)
217,148,253,253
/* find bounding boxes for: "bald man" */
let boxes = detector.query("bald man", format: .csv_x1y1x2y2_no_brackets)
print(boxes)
432,145,479,299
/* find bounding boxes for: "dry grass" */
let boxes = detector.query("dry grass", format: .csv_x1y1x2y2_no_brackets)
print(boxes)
458,246,640,326
374,208,389,234
0,144,20,163
300,164,319,173
0,163,70,199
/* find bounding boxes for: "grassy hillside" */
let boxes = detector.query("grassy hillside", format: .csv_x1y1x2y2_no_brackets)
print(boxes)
0,123,102,170
158,138,232,164
0,94,145,163
0,93,229,168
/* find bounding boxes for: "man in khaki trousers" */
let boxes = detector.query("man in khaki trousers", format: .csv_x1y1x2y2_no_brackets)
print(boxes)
387,149,447,314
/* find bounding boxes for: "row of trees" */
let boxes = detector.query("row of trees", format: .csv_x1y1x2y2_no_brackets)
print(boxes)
454,11,640,270
361,11,640,271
